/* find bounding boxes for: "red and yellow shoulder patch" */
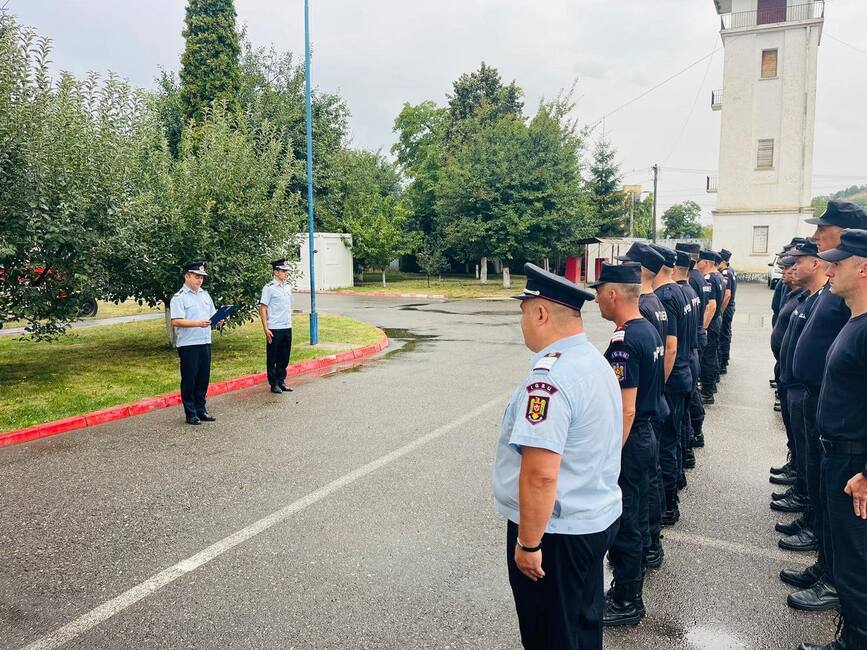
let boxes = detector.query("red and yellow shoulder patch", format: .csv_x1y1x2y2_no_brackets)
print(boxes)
525,395,550,425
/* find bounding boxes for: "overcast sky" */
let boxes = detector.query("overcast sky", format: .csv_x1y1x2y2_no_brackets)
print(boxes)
8,0,867,222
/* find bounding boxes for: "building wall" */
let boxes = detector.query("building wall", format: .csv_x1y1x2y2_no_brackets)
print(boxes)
712,211,815,273
293,233,354,291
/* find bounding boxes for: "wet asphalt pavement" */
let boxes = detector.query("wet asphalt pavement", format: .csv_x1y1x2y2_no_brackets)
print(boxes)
0,284,836,649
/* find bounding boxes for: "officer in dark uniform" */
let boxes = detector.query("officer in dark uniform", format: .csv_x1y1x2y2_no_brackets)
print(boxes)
718,249,737,374
697,251,724,403
773,238,808,328
678,242,709,448
650,244,692,525
618,242,668,342
592,262,664,627
796,228,867,650
169,262,218,425
674,251,702,473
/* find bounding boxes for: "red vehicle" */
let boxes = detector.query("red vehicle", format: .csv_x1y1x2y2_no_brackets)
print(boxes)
0,266,97,328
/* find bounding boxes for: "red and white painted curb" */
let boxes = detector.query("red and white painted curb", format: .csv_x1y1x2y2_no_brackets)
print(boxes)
294,289,447,300
0,332,388,449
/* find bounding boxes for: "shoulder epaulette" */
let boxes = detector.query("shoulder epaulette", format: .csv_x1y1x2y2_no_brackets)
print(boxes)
533,352,561,372
610,329,626,344
704,274,711,280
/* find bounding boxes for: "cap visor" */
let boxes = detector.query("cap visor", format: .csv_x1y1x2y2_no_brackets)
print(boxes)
614,255,635,262
804,217,827,226
818,248,854,262
587,280,605,289
189,271,208,276
787,249,817,257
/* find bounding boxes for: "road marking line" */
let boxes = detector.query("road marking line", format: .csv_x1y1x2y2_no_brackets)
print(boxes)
664,529,811,565
21,394,506,650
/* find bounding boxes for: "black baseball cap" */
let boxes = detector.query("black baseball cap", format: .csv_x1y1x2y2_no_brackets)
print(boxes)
806,200,867,229
675,242,701,254
515,263,595,311
720,249,732,262
616,242,665,274
183,261,208,276
818,229,867,262
649,244,676,268
675,250,693,268
788,239,820,258
589,262,641,288
699,250,721,264
779,256,796,268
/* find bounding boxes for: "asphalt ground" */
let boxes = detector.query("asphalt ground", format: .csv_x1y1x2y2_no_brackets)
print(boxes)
0,283,836,649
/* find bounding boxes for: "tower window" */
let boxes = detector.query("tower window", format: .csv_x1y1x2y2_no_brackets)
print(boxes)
753,226,769,255
761,49,778,78
757,139,775,169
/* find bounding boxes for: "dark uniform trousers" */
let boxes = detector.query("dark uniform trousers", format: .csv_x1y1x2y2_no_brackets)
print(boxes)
787,388,810,502
680,350,701,479
648,424,664,548
507,519,619,650
660,391,689,510
689,334,707,438
610,421,654,586
178,343,211,419
779,381,795,458
719,306,735,369
266,328,292,387
803,387,831,578
700,327,721,391
821,450,867,646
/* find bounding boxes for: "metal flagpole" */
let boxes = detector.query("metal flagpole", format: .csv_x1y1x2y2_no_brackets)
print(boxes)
304,0,318,345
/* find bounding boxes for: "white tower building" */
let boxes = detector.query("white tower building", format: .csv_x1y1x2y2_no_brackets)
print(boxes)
709,0,824,274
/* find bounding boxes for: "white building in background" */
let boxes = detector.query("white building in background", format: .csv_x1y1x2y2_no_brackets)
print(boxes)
292,233,354,291
709,0,824,274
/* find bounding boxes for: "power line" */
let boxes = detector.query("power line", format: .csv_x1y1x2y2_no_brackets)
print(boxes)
825,32,867,58
588,47,722,131
664,45,717,164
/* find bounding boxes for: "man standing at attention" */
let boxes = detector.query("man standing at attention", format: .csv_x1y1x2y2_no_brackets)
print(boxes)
493,263,622,650
259,259,294,394
170,261,217,425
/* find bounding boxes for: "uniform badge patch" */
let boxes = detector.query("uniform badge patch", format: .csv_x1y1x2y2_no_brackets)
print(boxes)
611,362,625,382
525,395,550,425
526,381,558,395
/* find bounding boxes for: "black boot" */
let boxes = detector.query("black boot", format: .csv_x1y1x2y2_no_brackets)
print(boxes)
692,431,705,448
776,514,809,536
770,456,792,475
645,537,664,569
603,581,645,627
788,577,840,612
772,486,797,501
702,392,715,405
780,562,822,589
779,528,819,552
684,448,696,469
770,469,797,485
771,493,808,513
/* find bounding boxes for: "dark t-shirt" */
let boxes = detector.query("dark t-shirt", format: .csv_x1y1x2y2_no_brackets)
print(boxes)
706,272,725,332
722,267,737,310
655,282,692,394
780,290,819,385
604,318,665,424
639,292,667,343
817,313,867,442
792,284,851,389
689,269,709,337
677,280,700,351
771,288,806,360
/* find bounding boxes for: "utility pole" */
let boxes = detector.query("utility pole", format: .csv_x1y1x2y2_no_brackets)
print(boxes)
651,164,659,243
304,0,318,345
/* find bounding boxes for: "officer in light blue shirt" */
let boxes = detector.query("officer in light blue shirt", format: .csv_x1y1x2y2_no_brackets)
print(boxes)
492,263,623,650
259,259,294,394
170,261,217,425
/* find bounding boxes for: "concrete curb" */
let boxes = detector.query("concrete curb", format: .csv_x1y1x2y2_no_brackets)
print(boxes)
294,289,447,300
0,332,389,449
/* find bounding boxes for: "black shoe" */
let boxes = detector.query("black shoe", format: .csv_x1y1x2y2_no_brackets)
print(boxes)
772,487,796,501
278,383,293,392
770,470,797,485
645,539,664,569
684,448,696,469
796,641,846,650
787,578,840,612
603,582,645,627
779,528,819,552
677,474,687,491
692,433,704,448
774,401,782,412
270,384,283,394
711,383,718,394
197,411,216,422
186,416,202,425
720,367,727,375
770,379,777,388
771,493,808,513
662,507,679,526
771,459,792,475
776,514,808,535
780,563,822,589
702,393,715,405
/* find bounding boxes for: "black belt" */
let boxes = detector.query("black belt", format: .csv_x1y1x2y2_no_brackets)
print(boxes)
820,438,867,455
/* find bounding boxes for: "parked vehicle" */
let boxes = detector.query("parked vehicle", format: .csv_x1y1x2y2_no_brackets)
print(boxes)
767,256,782,289
0,266,98,328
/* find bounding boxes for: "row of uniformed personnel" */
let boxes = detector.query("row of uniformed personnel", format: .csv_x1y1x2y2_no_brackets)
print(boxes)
168,259,296,425
491,240,738,648
766,200,867,650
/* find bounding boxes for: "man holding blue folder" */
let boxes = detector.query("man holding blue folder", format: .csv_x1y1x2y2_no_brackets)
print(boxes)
170,261,219,425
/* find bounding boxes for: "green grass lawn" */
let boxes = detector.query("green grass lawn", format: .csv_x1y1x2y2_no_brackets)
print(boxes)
0,314,381,433
348,272,528,299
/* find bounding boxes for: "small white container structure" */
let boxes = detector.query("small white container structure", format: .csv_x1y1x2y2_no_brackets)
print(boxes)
709,0,824,274
293,233,354,291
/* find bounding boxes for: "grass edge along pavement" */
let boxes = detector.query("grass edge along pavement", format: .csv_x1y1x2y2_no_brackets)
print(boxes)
0,314,386,446
331,271,528,299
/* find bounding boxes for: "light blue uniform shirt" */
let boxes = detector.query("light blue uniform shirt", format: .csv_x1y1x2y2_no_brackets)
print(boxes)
259,279,293,329
170,285,216,347
492,333,623,535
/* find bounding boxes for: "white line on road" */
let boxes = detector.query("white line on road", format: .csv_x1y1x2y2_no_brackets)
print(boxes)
21,394,506,650
664,529,811,565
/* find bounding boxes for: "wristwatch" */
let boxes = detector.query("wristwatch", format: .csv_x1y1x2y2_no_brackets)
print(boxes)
516,537,542,553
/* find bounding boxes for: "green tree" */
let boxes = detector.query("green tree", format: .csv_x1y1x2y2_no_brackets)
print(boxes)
446,62,523,143
662,200,703,239
630,194,655,239
101,104,300,345
416,232,450,285
0,15,143,338
588,136,624,237
179,0,241,124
